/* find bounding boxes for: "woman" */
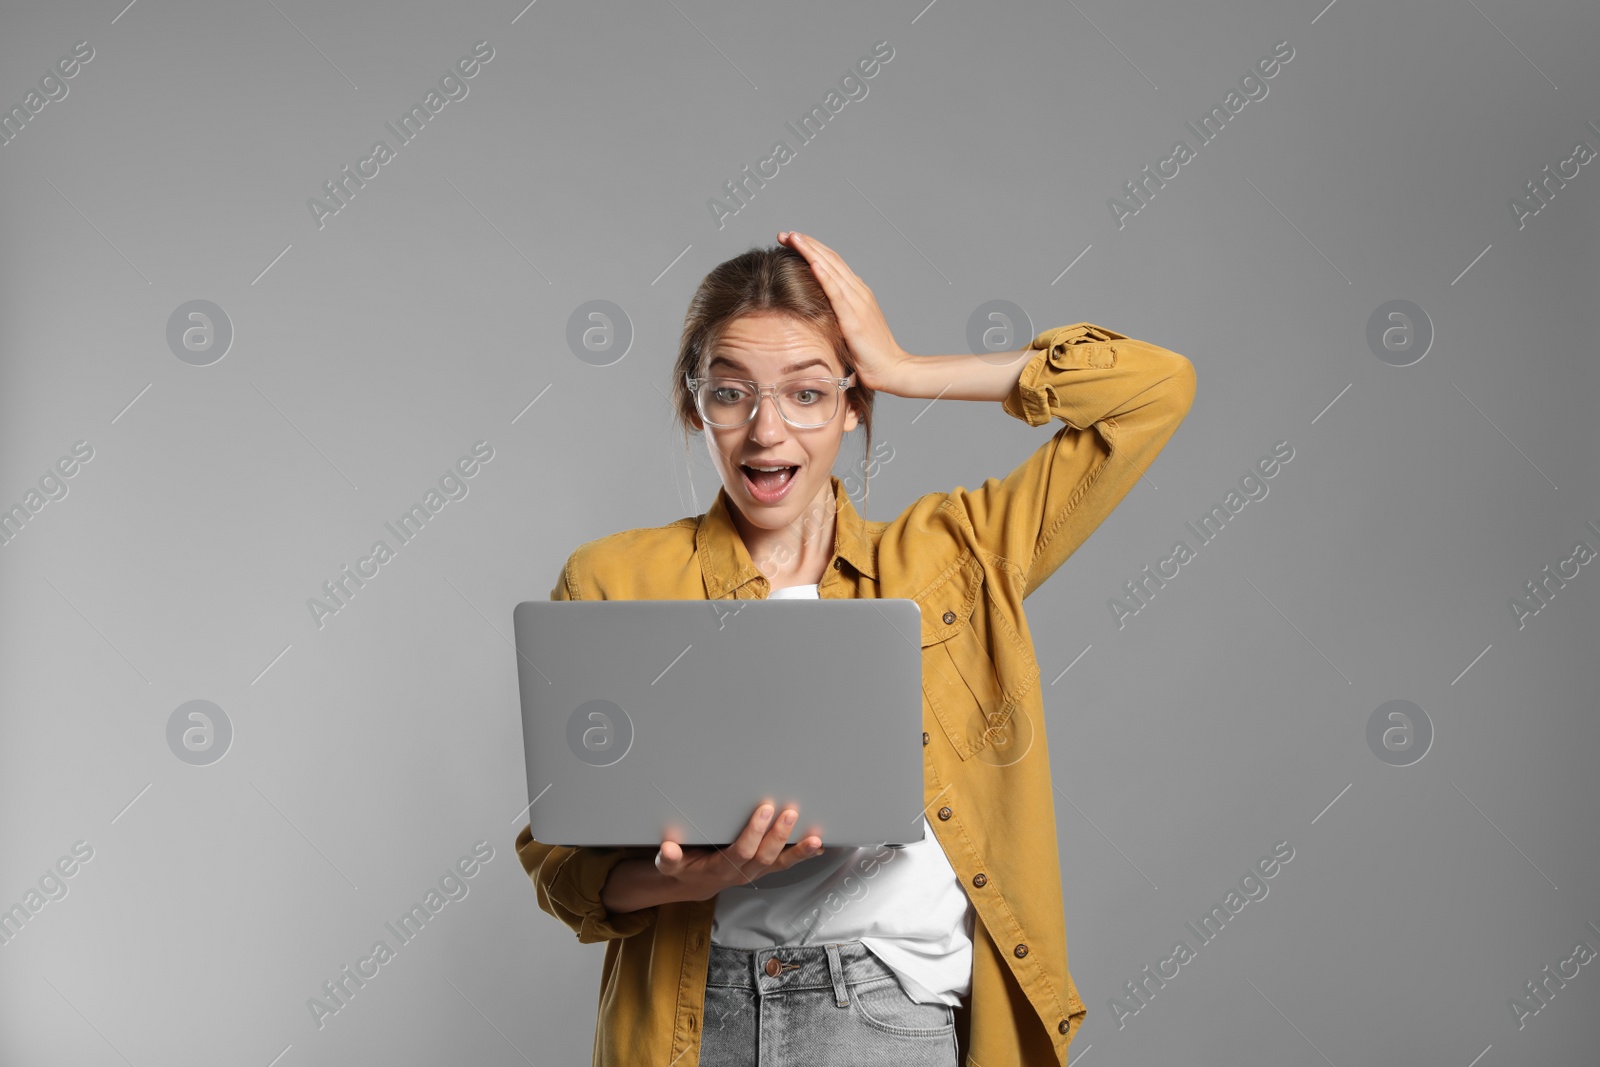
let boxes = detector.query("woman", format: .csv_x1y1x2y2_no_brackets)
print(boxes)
515,231,1196,1066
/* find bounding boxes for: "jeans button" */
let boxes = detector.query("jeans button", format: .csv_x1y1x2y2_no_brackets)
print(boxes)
764,957,782,977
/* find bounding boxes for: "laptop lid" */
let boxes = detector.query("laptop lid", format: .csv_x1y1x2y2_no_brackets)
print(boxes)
512,597,926,848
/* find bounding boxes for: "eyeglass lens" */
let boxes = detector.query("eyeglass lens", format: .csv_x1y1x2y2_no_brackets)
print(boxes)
697,378,841,427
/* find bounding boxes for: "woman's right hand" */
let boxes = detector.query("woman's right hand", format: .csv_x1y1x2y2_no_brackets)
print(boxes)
657,801,824,900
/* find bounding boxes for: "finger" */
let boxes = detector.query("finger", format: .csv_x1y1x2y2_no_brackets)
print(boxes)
801,253,866,317
792,233,856,282
775,835,823,869
730,803,776,862
755,807,798,865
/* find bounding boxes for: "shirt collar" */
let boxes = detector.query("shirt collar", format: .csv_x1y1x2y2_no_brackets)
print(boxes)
696,474,878,598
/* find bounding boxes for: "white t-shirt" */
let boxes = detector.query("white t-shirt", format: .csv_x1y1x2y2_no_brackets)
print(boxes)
709,582,975,1006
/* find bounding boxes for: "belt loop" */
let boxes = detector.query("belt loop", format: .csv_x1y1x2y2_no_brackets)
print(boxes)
824,942,848,1008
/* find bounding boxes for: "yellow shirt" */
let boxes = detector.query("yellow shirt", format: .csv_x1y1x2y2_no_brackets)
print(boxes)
515,321,1197,1066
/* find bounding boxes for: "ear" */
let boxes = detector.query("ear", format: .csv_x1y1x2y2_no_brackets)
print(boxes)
842,399,859,433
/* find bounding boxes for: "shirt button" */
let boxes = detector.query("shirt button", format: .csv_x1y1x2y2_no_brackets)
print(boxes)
764,957,782,977
942,611,956,625
1014,943,1029,958
1058,1019,1070,1034
833,558,843,570
972,873,987,887
937,806,952,820
922,731,930,746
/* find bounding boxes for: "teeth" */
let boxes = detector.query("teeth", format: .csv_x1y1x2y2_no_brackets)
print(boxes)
748,465,791,471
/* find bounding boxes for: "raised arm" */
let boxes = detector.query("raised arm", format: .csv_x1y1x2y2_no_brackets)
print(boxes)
883,321,1196,600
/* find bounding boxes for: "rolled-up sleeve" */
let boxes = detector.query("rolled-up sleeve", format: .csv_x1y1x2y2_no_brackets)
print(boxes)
514,825,661,942
950,321,1196,599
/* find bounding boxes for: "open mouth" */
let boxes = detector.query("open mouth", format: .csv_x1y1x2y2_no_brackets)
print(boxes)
739,464,799,500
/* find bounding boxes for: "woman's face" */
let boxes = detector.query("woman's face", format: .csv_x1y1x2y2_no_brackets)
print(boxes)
689,312,858,533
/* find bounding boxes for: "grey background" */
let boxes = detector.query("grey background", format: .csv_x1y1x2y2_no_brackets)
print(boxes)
1,0,1596,1064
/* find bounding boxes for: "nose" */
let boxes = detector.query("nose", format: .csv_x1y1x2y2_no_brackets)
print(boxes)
749,391,789,440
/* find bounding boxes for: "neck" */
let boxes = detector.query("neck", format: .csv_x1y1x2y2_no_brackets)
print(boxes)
731,479,838,585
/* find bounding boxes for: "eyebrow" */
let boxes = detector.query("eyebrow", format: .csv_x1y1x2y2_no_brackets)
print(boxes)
707,355,831,375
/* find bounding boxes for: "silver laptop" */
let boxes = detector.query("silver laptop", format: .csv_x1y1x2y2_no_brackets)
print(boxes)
512,597,926,848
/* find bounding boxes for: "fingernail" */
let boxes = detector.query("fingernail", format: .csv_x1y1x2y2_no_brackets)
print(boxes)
781,811,795,824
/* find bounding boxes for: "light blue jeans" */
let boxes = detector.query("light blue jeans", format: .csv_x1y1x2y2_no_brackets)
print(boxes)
697,939,959,1066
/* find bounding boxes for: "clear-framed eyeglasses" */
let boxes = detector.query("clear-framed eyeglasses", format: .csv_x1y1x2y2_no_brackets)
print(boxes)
686,372,855,429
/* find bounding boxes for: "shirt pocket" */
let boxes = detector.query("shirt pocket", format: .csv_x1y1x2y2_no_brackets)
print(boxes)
917,553,1021,763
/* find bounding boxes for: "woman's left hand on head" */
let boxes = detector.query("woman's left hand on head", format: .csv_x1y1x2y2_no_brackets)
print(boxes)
778,231,910,393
